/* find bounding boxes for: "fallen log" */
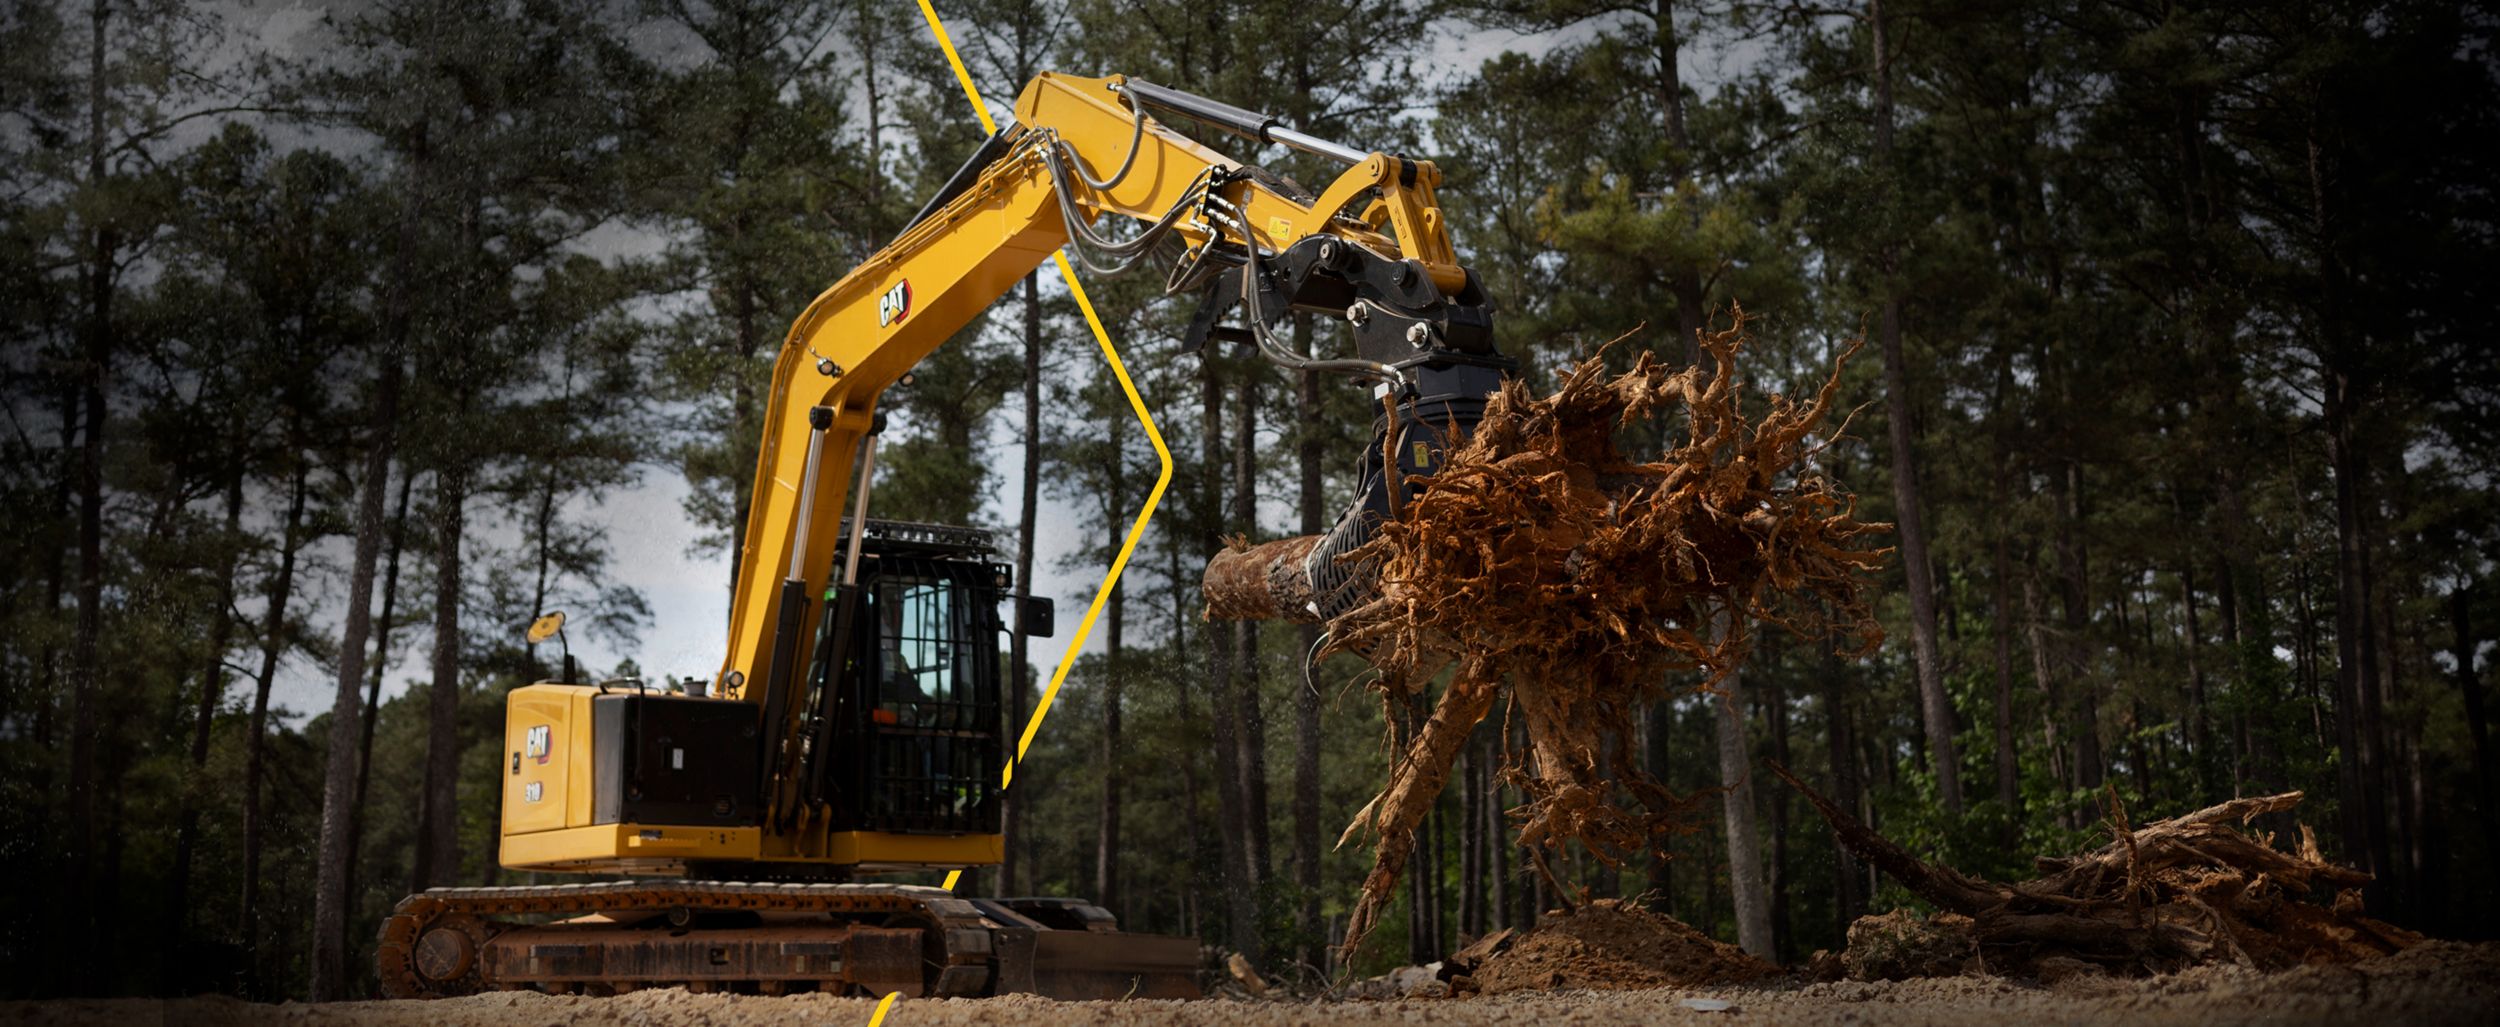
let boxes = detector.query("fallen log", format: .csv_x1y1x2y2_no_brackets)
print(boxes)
1203,534,1324,623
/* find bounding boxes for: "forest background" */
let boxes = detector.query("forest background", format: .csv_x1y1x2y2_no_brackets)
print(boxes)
1,0,2494,1001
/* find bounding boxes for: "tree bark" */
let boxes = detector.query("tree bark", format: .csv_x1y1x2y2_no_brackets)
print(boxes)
412,463,469,892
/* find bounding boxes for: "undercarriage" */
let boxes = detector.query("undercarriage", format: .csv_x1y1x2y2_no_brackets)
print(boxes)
375,880,1200,1000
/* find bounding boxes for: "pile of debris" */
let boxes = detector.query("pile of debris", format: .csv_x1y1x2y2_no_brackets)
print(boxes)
1777,764,2424,980
1208,308,1890,957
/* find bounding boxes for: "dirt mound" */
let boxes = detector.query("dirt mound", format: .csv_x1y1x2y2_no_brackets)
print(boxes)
1454,898,1778,994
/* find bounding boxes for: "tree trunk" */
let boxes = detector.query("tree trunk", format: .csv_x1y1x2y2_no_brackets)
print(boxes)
1461,730,1482,941
1198,358,1259,961
412,464,470,891
1292,355,1325,967
313,360,404,999
1488,727,1510,937
34,383,75,791
339,120,429,972
1714,648,1773,958
524,472,556,680
166,469,245,992
1006,270,1041,898
2180,562,2213,800
1992,530,2021,827
241,437,311,984
1989,349,2023,835
2313,117,2392,911
1822,645,1866,931
1232,369,1271,883
66,0,115,971
2452,586,2497,857
344,466,416,966
1643,698,1675,914
1764,656,1794,962
1870,0,1961,813
2055,466,2103,790
1652,0,1707,367
1095,398,1128,914
1645,1,1706,915
1403,696,1431,965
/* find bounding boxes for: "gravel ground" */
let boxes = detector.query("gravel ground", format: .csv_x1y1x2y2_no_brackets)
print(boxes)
14,941,2497,1027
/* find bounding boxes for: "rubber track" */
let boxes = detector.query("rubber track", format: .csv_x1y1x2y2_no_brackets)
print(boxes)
376,880,991,999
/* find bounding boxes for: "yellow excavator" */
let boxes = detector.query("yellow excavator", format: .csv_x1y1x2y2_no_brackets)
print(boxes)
374,71,1513,1000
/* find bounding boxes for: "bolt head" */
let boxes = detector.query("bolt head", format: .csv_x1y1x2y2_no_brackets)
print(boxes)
1346,302,1369,325
1406,322,1432,347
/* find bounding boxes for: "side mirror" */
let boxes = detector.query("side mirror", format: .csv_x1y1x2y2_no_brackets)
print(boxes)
1017,595,1056,639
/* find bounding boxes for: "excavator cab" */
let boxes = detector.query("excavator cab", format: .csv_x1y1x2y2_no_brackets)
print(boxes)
804,519,1020,837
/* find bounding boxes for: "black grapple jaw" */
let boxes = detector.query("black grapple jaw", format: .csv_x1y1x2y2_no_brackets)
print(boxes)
1184,234,1515,623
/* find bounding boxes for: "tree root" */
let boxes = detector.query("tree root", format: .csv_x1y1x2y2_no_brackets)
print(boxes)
1208,306,1892,962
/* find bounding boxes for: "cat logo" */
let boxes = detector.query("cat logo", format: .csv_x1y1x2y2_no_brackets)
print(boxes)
877,280,912,327
526,724,551,765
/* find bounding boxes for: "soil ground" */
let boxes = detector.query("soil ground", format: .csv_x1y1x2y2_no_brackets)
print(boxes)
13,940,2497,1027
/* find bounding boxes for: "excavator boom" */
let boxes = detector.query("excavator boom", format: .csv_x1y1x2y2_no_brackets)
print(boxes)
379,70,1512,1001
